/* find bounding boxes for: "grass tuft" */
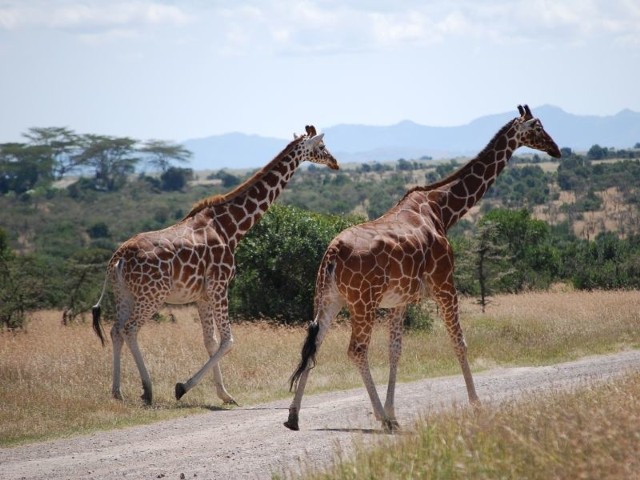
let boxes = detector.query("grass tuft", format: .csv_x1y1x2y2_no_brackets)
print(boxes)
306,373,640,480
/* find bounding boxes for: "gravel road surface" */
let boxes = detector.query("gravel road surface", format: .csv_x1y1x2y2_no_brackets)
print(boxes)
2,349,638,480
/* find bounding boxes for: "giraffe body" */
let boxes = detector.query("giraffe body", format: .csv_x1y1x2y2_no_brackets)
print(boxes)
285,106,561,431
93,126,339,405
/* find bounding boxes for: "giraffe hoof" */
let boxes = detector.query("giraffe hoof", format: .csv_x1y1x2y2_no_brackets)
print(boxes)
175,382,187,400
141,393,152,406
284,420,299,431
382,419,400,433
284,412,299,431
223,398,239,406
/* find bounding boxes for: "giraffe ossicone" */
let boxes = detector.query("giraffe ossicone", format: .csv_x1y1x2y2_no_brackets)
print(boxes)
92,125,339,405
285,105,561,432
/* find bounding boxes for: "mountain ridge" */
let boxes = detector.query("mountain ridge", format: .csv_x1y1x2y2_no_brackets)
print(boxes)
183,105,640,170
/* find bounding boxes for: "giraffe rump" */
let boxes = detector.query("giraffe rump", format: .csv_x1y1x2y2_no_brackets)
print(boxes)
288,321,320,392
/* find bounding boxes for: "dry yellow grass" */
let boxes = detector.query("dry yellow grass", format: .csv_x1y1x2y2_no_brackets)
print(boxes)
1,290,638,447
307,372,640,480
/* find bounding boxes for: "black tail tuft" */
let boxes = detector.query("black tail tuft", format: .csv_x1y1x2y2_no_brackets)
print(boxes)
288,321,320,392
92,305,106,347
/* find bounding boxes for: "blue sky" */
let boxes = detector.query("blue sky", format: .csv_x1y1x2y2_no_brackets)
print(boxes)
1,0,639,144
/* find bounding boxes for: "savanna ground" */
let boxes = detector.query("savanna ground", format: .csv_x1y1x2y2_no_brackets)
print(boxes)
1,290,639,479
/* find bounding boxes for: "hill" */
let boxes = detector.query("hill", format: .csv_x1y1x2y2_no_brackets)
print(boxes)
182,105,640,169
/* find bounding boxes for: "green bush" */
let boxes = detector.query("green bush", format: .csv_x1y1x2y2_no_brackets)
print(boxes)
0,253,67,329
230,204,360,323
403,303,435,331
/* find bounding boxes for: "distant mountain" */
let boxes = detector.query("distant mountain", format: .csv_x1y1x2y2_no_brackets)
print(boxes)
183,133,285,171
182,106,640,170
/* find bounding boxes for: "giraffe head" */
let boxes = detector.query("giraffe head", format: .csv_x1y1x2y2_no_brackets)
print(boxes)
294,125,340,170
513,105,562,158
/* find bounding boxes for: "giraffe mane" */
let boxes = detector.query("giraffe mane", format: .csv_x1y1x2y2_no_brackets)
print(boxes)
184,134,307,218
398,118,518,202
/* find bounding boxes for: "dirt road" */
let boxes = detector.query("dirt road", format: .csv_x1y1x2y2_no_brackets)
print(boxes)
2,350,639,480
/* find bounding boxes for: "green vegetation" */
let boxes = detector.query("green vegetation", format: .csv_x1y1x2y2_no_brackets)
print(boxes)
0,126,192,194
2,125,640,329
231,204,360,322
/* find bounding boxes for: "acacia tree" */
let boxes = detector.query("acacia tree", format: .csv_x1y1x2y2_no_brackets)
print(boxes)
74,135,140,191
23,127,81,179
139,139,192,173
0,142,52,194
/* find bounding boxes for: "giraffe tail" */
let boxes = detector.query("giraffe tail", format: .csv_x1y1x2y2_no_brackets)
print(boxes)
288,245,339,392
92,273,109,347
288,320,320,392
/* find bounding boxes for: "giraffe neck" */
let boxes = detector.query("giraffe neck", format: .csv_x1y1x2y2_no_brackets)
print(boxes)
187,140,303,250
434,120,519,230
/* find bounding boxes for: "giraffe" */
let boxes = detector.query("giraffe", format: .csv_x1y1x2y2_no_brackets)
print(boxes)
92,125,339,405
284,105,561,432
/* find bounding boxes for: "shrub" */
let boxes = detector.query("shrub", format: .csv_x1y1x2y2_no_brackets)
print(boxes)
230,204,360,323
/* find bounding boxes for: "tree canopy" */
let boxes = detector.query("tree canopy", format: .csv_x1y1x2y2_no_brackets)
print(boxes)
0,127,193,194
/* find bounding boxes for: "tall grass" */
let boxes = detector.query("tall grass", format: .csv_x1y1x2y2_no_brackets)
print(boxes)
1,290,638,446
304,372,640,480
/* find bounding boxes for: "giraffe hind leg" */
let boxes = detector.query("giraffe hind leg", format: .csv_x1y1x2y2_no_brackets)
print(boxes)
382,306,406,431
124,329,153,405
110,324,124,401
285,297,342,431
284,322,320,431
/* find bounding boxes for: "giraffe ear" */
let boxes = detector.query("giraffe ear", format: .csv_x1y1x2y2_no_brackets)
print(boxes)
306,133,324,147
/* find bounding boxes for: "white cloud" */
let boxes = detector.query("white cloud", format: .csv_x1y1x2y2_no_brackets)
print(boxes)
0,1,191,32
370,10,439,47
187,0,640,56
3,0,638,53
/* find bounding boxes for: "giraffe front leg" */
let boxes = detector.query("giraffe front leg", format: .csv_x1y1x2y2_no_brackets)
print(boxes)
176,287,235,402
175,331,234,401
194,301,237,405
432,282,480,406
383,307,405,431
213,365,237,405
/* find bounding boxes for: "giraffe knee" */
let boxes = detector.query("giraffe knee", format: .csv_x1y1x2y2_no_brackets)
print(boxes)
453,337,468,356
219,337,235,355
110,325,122,342
347,343,367,365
